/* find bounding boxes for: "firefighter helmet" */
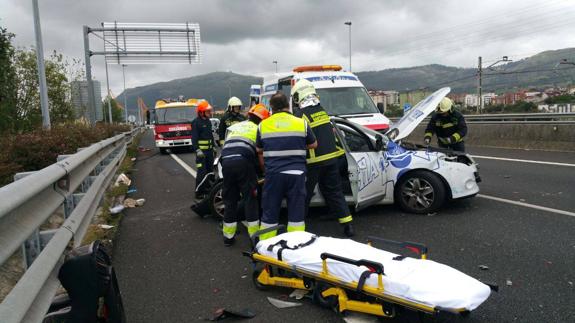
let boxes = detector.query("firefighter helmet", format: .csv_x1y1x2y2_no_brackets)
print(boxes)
291,79,317,104
227,96,242,111
437,97,453,113
248,103,270,121
197,100,212,114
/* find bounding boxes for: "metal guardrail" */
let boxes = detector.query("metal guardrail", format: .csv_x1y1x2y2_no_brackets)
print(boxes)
390,112,575,124
0,127,141,323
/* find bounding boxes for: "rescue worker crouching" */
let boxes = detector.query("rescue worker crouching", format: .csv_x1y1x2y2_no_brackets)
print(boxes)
256,92,317,240
221,104,270,246
423,97,468,152
218,96,246,146
291,79,355,237
192,100,215,199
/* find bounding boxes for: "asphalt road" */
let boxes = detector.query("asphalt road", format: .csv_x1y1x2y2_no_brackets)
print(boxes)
114,131,575,322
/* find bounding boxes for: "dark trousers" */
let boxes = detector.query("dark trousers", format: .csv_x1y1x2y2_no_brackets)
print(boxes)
222,158,259,236
306,162,352,224
261,173,306,234
195,149,214,195
439,141,465,152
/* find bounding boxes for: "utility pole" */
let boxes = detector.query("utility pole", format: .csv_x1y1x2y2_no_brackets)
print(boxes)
477,56,482,114
122,64,128,123
344,21,352,72
83,26,97,125
32,0,51,129
104,59,113,123
102,22,113,123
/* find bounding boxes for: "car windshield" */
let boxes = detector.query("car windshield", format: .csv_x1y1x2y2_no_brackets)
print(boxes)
316,87,379,115
155,106,196,124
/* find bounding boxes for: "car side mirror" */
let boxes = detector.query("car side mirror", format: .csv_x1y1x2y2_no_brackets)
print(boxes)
376,102,384,114
375,134,386,151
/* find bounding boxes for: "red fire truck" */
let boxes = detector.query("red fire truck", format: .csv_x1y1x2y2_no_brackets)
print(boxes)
153,98,202,154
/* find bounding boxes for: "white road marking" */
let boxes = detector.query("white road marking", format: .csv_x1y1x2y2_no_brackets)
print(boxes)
169,153,197,177
472,155,575,167
478,194,575,218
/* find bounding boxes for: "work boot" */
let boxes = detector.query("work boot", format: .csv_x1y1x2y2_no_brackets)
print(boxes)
223,236,235,247
342,223,355,237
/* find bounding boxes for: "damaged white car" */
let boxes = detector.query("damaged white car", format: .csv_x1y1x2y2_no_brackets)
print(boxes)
200,87,480,218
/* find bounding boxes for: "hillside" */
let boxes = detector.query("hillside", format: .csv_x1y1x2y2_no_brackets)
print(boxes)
117,48,575,117
117,72,262,117
356,48,575,93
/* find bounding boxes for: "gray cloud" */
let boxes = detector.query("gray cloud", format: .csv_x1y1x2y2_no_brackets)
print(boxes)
1,0,574,96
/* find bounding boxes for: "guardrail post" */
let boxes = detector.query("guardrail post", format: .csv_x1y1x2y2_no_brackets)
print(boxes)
21,230,41,269
13,172,43,268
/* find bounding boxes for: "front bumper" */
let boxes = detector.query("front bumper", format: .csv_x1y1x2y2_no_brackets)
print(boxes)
155,139,192,148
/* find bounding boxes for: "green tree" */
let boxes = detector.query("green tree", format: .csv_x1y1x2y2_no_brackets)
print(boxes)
0,26,18,134
544,94,575,104
13,48,76,132
102,96,125,123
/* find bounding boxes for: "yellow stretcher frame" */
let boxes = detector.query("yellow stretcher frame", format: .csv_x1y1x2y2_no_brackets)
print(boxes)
245,230,471,320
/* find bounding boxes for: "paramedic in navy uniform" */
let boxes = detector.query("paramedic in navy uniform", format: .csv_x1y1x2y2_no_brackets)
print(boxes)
256,92,317,240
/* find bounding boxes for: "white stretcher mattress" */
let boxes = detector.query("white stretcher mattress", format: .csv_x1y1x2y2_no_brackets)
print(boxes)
256,231,491,311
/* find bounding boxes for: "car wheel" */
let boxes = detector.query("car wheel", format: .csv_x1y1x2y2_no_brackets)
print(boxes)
395,170,446,214
209,181,225,219
159,148,168,154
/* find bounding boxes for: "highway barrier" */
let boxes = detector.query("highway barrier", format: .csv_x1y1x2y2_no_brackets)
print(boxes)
0,127,141,323
392,113,575,151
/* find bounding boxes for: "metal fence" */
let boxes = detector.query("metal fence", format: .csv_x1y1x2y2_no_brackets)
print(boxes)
390,112,575,124
0,128,140,323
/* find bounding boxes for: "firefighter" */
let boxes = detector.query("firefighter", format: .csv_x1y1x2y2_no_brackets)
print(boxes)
191,100,215,199
423,97,468,152
221,104,270,246
291,79,355,237
256,92,317,240
218,96,246,146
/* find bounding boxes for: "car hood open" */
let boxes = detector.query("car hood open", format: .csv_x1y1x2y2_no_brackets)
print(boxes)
386,87,451,141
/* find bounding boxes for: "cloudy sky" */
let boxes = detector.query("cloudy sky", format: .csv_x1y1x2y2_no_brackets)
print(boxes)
1,0,574,96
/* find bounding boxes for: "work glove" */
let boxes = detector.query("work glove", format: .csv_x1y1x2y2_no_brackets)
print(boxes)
196,149,205,158
423,136,431,145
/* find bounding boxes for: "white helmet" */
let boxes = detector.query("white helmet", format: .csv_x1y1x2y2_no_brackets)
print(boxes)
437,97,453,113
291,79,317,104
227,96,242,111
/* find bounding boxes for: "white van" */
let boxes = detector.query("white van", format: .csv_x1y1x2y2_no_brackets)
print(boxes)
260,65,390,132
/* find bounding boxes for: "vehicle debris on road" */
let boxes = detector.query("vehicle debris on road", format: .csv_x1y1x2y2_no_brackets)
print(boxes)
267,296,302,309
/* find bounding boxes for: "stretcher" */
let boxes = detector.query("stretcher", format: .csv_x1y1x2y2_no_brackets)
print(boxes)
244,228,496,320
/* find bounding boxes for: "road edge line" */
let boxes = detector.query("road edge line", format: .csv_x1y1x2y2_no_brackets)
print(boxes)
471,155,575,167
170,153,197,177
477,194,575,218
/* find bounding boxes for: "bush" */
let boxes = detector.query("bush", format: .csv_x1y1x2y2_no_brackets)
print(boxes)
0,122,130,186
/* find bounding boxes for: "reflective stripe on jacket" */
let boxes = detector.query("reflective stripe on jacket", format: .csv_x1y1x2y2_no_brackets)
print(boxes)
221,120,258,161
294,104,344,166
191,117,214,150
424,110,467,143
257,112,311,174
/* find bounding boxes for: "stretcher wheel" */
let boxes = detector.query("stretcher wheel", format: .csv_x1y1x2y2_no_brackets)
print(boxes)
312,282,338,309
252,269,270,291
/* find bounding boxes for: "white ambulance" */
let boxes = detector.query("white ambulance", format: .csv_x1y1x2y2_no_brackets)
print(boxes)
260,65,391,132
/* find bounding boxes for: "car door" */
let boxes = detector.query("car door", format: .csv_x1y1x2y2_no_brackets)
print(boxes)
332,120,387,211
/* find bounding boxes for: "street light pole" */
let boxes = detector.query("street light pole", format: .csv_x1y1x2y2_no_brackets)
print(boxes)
122,64,128,123
32,0,51,129
477,56,482,114
104,58,113,123
273,60,278,73
344,21,352,72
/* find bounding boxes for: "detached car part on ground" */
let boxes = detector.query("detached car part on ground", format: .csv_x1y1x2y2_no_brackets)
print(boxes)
196,87,480,219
